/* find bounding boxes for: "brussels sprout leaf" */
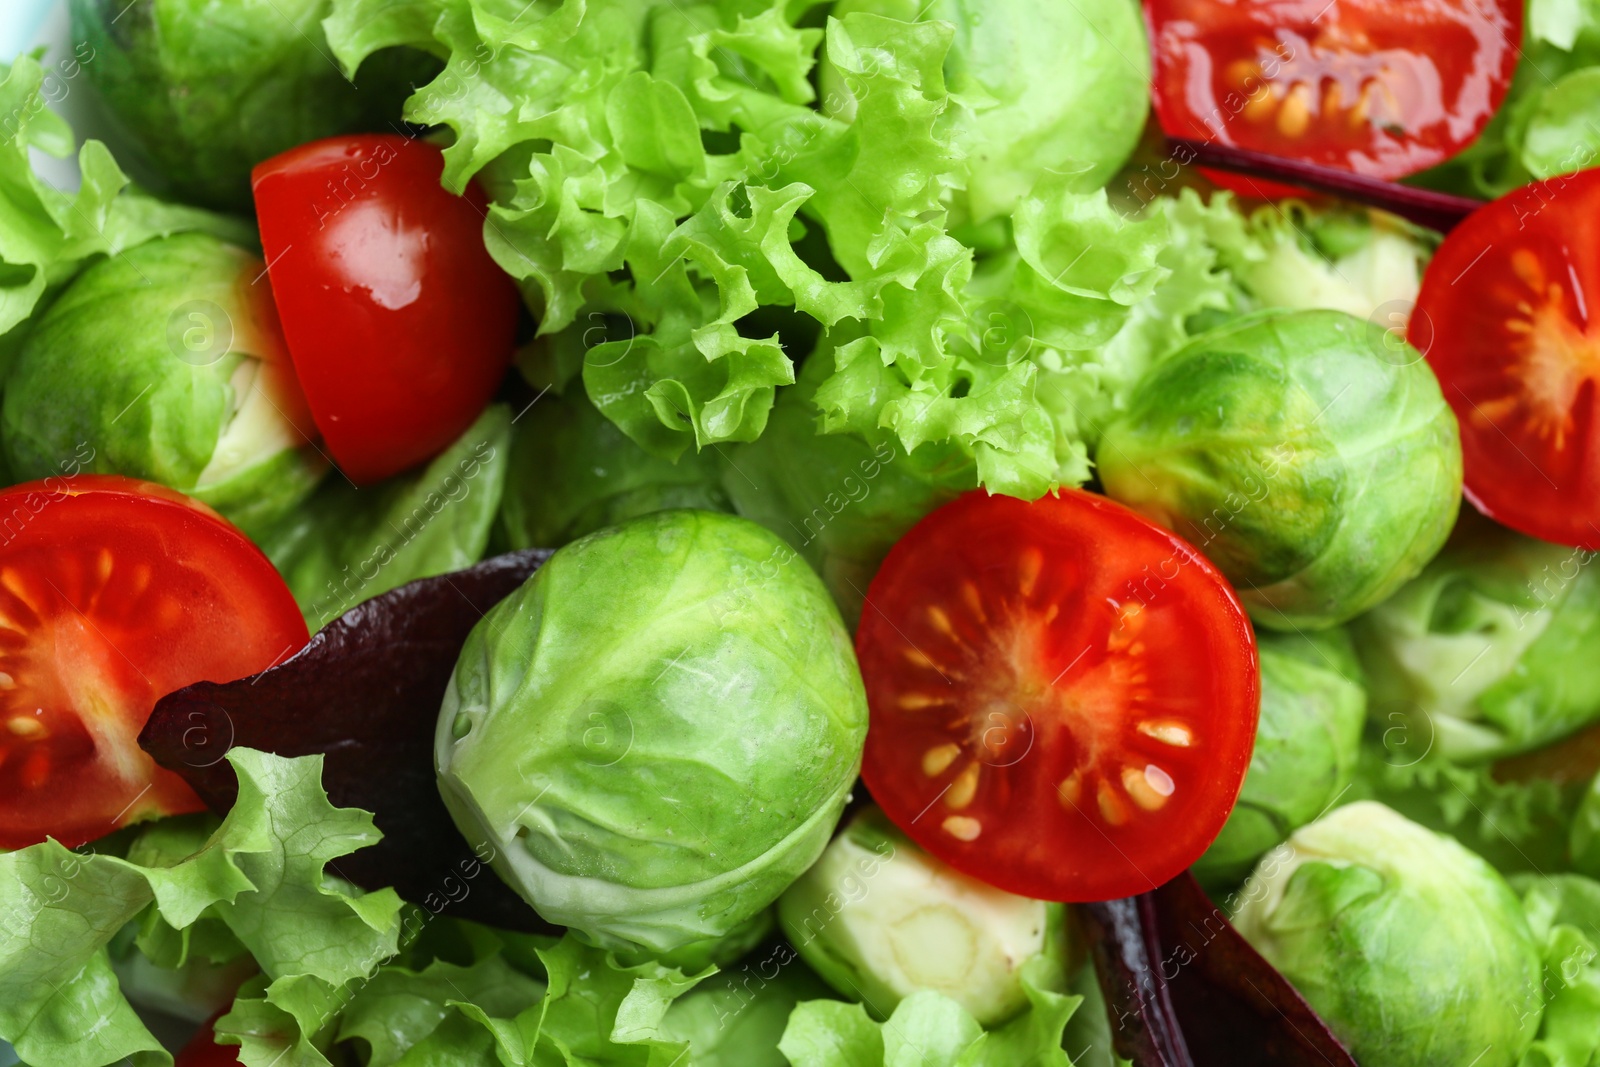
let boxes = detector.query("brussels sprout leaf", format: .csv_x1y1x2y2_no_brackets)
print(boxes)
140,549,556,932
1079,873,1357,1067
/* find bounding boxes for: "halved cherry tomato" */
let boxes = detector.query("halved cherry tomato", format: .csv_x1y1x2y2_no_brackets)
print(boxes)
252,135,519,484
0,476,308,849
857,489,1259,902
1145,0,1521,183
1412,169,1600,549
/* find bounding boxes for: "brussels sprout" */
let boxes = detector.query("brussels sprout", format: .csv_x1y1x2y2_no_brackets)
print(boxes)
722,345,967,626
2,232,324,537
1351,510,1600,761
70,0,435,210
1232,801,1543,1067
819,0,1149,227
1195,629,1366,885
262,405,511,629
500,389,730,550
1096,309,1462,630
435,510,867,954
777,806,1063,1027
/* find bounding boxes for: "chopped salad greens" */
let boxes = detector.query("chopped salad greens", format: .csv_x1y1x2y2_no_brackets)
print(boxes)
3,0,1600,1064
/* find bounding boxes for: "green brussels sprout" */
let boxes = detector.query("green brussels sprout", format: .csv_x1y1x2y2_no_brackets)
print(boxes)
819,0,1149,227
262,405,511,629
1,232,324,537
1232,801,1544,1067
1350,510,1600,761
1194,629,1366,885
499,389,730,550
1096,309,1462,630
71,0,435,210
777,806,1064,1027
722,345,967,626
435,510,867,954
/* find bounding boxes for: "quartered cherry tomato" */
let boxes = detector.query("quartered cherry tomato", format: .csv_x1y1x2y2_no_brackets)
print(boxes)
1413,168,1600,550
253,135,519,485
856,489,1259,903
1145,0,1521,184
0,476,308,849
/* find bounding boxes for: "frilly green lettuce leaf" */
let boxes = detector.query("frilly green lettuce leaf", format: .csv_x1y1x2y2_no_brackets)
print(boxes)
777,956,1080,1067
338,954,547,1066
1213,199,1434,323
221,942,547,1067
1350,739,1580,876
220,929,717,1067
656,956,838,1067
1511,874,1600,1067
0,749,404,1067
321,0,1202,499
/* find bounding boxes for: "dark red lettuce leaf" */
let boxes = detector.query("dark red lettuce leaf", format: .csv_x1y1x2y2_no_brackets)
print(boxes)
139,549,557,933
1082,872,1358,1067
1167,137,1483,233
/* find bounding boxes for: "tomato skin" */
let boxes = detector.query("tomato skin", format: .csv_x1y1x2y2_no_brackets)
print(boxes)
857,489,1259,903
252,135,519,485
0,476,309,849
1145,0,1521,183
1412,169,1600,550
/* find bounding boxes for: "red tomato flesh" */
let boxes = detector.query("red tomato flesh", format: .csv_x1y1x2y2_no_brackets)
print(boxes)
1146,0,1521,182
252,135,519,485
1413,169,1600,549
0,476,308,849
857,490,1259,902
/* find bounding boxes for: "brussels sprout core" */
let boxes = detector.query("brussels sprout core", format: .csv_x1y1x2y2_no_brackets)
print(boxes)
195,360,308,488
1233,802,1543,1067
778,807,1060,1026
436,510,868,954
